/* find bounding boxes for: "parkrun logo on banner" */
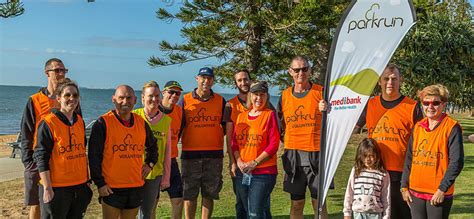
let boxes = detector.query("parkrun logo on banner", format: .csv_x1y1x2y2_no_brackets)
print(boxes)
330,96,361,110
347,3,404,33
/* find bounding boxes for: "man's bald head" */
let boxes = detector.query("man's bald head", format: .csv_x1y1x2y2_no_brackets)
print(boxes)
115,85,135,96
112,84,137,117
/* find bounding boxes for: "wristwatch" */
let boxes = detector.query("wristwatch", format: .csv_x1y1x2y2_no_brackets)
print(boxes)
400,187,408,192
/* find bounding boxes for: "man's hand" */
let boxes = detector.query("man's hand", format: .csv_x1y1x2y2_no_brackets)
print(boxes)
401,189,412,207
229,162,237,177
43,187,54,203
98,185,114,197
319,100,328,112
142,164,152,179
431,189,445,206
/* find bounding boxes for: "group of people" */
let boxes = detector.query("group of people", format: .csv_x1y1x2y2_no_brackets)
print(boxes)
19,56,464,219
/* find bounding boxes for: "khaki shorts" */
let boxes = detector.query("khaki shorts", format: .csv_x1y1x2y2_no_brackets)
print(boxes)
181,158,223,200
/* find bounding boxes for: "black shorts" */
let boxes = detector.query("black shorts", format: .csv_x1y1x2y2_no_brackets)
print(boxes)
24,166,40,206
283,166,335,200
100,187,143,209
164,158,183,199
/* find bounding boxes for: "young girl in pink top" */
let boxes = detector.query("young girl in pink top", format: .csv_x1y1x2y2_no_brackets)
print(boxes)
344,138,391,219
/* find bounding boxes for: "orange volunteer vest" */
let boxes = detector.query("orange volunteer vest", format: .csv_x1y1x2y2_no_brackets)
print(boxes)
168,105,183,158
366,96,417,171
281,84,323,151
181,93,224,151
31,92,57,149
409,116,458,195
234,109,277,168
102,111,147,188
228,96,248,123
43,113,88,187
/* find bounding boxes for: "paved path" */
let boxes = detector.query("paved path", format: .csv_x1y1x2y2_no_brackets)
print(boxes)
0,157,23,182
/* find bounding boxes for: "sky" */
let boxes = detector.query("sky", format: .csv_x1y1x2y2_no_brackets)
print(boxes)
0,0,237,93
1,0,472,95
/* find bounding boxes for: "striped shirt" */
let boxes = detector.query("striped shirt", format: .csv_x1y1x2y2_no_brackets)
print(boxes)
343,167,391,218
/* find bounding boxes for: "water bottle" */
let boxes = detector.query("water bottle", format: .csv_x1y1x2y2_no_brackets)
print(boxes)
242,173,252,186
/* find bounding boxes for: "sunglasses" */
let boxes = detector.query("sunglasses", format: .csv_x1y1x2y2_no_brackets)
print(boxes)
290,66,309,73
47,68,68,74
167,90,181,96
63,92,79,99
422,100,442,106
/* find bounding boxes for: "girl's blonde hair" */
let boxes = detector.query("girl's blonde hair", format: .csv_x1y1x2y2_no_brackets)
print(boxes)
141,80,160,94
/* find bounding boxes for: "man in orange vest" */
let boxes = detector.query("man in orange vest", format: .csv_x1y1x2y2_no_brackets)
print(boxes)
159,80,185,219
88,85,158,219
20,58,78,219
178,67,226,219
355,64,423,219
278,56,329,219
223,70,251,177
222,70,250,219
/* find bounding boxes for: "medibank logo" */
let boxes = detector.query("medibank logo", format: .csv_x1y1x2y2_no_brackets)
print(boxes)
330,96,361,110
347,3,404,33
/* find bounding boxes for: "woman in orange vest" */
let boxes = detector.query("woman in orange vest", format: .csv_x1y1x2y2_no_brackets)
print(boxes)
231,81,280,218
33,78,92,218
401,84,464,219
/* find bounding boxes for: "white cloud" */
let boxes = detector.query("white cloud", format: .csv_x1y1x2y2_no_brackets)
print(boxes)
341,41,356,53
45,48,54,53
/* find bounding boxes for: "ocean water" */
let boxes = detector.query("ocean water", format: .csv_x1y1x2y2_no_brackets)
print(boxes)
0,85,279,134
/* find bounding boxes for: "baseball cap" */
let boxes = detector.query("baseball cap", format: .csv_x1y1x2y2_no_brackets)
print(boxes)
249,81,269,93
198,67,214,77
163,81,183,91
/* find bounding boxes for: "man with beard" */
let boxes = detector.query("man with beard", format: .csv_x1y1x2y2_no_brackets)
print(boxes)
223,70,251,219
159,80,185,219
88,85,158,219
178,67,226,219
20,58,80,219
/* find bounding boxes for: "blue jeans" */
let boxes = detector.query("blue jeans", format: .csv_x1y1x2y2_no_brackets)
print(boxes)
233,170,276,219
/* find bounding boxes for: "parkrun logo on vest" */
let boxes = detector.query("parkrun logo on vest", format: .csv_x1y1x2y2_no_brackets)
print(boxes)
413,139,443,167
369,115,407,138
59,133,86,155
112,134,144,154
236,126,263,147
347,3,404,34
330,96,361,110
188,108,220,128
285,105,320,123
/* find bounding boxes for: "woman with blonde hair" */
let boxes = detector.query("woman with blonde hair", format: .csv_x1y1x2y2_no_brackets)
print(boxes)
134,81,172,219
401,84,464,219
232,80,280,218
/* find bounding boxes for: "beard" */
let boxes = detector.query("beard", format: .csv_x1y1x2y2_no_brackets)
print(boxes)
237,86,249,94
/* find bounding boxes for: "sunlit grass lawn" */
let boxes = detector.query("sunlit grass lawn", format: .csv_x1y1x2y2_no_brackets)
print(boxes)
1,115,472,218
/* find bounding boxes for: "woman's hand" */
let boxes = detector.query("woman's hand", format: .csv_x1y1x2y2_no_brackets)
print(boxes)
236,158,247,173
243,160,258,173
401,189,412,207
43,187,54,203
431,189,445,206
